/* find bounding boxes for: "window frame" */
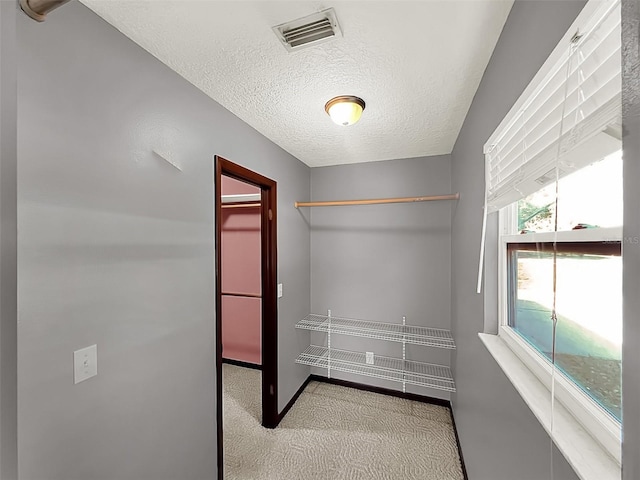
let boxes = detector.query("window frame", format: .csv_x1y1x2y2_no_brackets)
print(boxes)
497,204,622,463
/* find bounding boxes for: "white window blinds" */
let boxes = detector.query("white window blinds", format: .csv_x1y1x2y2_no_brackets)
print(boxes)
476,0,622,293
483,0,621,212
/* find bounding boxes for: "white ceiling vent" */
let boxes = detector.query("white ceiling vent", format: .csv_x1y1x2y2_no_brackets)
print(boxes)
272,8,342,52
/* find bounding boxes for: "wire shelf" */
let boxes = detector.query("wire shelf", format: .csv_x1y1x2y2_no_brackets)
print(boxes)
296,345,456,393
295,314,456,349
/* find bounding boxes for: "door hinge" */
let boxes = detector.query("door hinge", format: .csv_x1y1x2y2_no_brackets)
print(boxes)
269,209,273,221
270,384,275,395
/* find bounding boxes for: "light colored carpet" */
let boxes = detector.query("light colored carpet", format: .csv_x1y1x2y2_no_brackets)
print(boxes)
223,364,464,480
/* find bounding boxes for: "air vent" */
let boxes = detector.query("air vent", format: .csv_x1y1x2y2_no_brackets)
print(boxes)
273,8,342,51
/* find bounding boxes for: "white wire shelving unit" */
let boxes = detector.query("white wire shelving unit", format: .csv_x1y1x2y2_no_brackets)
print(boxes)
296,345,456,392
295,311,456,393
295,313,455,349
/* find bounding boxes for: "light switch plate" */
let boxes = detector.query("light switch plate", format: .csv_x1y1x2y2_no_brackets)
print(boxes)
74,344,97,384
277,283,283,298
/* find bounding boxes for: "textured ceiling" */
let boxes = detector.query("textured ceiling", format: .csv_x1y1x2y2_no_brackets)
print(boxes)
79,0,514,167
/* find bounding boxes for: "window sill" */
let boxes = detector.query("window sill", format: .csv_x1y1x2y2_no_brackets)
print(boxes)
479,333,620,480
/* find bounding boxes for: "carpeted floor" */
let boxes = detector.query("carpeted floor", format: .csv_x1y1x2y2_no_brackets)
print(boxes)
223,364,464,480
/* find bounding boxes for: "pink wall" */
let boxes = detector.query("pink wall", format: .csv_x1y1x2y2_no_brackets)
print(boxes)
221,207,261,295
221,176,262,365
221,296,261,365
222,176,260,195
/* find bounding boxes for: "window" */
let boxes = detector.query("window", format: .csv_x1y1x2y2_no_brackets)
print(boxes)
507,242,622,420
502,149,622,418
497,150,623,462
508,151,623,422
483,0,623,466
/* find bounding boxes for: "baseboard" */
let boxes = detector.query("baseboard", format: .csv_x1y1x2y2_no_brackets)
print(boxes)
275,375,313,426
309,374,451,408
449,406,469,480
222,358,262,371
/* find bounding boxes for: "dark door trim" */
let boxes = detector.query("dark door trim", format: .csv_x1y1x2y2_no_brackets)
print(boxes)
214,156,278,480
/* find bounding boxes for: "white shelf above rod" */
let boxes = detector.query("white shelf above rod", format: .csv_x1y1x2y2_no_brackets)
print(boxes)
222,193,261,204
221,193,261,209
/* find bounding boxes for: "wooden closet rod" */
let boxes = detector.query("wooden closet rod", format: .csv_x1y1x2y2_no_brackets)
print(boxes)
295,193,460,208
221,203,261,209
222,291,262,299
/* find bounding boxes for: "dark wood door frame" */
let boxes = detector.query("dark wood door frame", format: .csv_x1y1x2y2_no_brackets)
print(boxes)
215,156,278,480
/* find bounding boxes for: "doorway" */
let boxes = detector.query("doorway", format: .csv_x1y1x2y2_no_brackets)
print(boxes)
214,156,278,480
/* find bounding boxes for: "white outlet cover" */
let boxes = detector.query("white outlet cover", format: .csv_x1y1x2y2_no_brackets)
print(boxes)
277,283,283,298
74,344,97,384
366,352,375,365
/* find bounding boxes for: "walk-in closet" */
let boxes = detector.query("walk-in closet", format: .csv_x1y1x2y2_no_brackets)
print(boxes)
5,1,634,480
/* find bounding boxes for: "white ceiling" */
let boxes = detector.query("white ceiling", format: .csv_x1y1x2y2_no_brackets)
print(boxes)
80,0,514,167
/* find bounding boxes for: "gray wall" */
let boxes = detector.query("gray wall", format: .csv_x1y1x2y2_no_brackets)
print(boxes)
450,1,585,479
310,155,452,399
17,3,310,480
0,2,18,479
622,0,640,477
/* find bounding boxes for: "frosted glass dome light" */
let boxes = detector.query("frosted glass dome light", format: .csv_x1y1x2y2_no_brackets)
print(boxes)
325,96,366,126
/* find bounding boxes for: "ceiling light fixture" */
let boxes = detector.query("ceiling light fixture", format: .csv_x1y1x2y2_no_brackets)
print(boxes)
324,96,366,126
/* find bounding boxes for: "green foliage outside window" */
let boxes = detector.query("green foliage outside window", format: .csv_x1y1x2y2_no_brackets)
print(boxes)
517,200,553,232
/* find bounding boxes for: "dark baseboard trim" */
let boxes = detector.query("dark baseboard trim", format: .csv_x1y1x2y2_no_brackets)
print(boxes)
222,358,262,371
449,406,469,480
274,375,313,427
309,374,451,408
